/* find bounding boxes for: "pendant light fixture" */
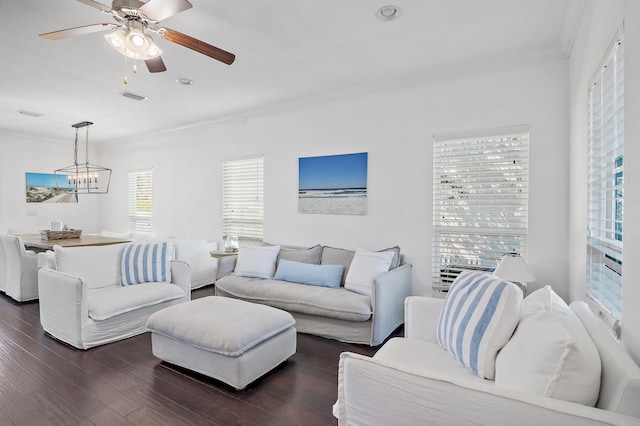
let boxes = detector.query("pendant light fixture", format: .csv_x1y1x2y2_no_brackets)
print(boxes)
54,121,112,195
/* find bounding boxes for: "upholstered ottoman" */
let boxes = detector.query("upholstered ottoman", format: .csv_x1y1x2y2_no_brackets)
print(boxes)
146,296,296,389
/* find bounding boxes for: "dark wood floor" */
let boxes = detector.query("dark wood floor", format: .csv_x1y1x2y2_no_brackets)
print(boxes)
0,286,399,425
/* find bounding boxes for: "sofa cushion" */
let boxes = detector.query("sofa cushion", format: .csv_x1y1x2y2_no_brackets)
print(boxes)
274,259,344,288
374,337,487,385
495,286,601,406
437,271,522,379
380,246,401,269
277,244,322,265
121,242,174,285
54,244,125,289
215,275,372,321
321,246,401,287
320,246,355,286
344,249,395,296
88,283,186,321
234,245,280,279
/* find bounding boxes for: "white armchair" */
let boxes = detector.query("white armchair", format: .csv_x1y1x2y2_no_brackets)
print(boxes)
38,242,191,349
1,234,39,301
335,296,640,425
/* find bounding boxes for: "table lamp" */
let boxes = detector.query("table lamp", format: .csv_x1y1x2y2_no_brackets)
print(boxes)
493,253,536,294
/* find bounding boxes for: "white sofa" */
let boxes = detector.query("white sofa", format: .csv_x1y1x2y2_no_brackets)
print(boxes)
215,244,412,346
38,242,191,349
336,295,640,425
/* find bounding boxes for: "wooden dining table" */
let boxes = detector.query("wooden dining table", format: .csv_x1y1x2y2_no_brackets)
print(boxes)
18,234,130,251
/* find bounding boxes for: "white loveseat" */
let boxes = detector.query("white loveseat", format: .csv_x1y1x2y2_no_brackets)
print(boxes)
215,244,412,346
336,295,640,425
38,242,191,350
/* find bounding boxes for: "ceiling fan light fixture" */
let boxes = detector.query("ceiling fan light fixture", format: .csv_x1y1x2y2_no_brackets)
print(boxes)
105,29,127,51
143,35,162,59
105,29,162,60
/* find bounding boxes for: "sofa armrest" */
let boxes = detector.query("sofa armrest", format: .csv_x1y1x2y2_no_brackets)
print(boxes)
404,296,445,342
170,260,191,301
337,352,639,426
37,267,88,349
370,263,412,346
216,255,237,279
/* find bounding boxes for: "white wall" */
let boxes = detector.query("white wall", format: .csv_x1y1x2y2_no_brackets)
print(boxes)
98,58,570,298
569,0,640,364
0,134,99,235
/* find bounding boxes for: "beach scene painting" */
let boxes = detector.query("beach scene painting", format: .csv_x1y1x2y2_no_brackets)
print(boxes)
298,152,368,215
26,172,77,203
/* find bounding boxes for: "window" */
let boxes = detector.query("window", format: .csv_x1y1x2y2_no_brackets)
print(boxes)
128,169,153,235
587,28,624,322
222,155,264,243
432,128,530,294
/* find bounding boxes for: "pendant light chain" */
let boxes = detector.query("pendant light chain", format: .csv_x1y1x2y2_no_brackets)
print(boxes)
73,127,80,166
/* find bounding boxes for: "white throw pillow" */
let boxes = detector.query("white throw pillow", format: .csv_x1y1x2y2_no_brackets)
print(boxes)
437,270,522,379
344,249,395,296
495,286,601,406
234,245,280,279
54,244,125,289
175,241,219,288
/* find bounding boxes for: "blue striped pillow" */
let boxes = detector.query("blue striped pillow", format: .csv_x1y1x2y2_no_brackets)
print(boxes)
120,242,173,285
437,271,522,379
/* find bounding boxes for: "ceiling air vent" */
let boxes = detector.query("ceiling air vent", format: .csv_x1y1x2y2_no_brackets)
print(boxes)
17,109,44,117
120,91,148,101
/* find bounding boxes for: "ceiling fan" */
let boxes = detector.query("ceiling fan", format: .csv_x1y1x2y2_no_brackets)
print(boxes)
39,0,235,73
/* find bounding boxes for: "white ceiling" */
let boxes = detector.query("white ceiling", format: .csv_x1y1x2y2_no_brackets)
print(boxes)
0,0,583,144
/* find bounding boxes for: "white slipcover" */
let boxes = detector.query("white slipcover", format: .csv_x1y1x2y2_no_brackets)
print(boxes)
38,243,191,349
1,234,39,301
335,297,640,425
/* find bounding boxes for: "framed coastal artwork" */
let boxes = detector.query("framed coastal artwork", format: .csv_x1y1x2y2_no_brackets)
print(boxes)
298,152,368,215
26,172,77,203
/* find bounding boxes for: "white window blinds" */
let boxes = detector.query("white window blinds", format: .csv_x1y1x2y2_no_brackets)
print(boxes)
432,129,530,294
587,29,624,321
128,169,153,235
222,155,264,243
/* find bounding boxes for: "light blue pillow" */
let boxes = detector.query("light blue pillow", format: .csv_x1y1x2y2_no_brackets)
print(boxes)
274,259,344,288
121,242,172,285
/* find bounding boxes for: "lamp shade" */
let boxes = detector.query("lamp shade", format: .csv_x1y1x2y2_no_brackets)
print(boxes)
493,253,536,283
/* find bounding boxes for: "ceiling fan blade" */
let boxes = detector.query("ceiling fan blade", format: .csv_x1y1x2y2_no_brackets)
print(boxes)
159,28,235,65
140,0,192,22
145,56,167,73
39,23,119,40
75,0,112,13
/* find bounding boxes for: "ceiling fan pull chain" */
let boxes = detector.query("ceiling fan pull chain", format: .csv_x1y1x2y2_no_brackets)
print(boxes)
123,56,128,85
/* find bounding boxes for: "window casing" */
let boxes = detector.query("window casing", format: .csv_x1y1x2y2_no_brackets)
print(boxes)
222,155,264,243
128,169,153,235
587,28,624,322
432,129,530,294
